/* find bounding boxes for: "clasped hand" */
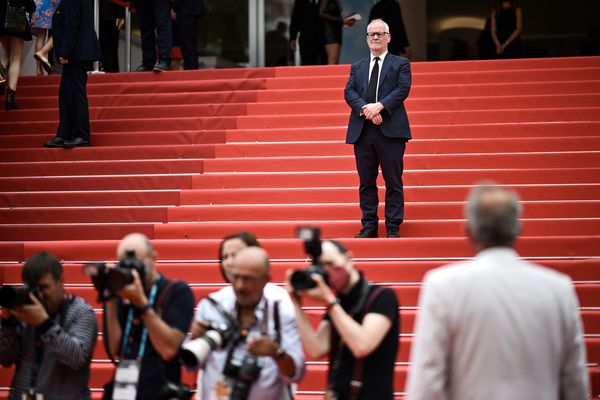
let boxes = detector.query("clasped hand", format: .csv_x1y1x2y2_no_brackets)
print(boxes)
361,102,384,125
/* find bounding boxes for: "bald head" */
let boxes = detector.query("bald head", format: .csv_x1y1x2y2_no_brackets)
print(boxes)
234,246,270,277
231,247,270,308
465,183,522,248
117,233,156,271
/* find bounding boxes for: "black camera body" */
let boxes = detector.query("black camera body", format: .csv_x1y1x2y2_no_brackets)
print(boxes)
0,285,39,309
156,381,194,400
83,250,147,301
179,320,239,370
223,354,262,400
290,226,329,291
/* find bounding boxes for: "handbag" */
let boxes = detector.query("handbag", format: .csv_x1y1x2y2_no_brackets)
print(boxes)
3,0,26,33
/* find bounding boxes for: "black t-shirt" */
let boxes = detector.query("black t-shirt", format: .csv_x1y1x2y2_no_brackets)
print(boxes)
117,276,195,400
326,278,400,400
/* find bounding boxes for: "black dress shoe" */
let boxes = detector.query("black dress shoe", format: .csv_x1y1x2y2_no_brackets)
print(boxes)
153,61,170,72
135,64,153,72
63,137,91,148
354,228,378,238
386,230,400,238
44,137,66,148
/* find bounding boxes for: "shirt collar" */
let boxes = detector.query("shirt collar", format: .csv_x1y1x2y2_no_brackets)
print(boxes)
370,51,388,64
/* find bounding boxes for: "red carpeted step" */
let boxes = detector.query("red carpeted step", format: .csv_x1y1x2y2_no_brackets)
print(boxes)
5,94,600,123
178,185,600,205
200,153,600,173
0,224,156,241
17,81,600,110
6,152,586,179
0,130,226,149
211,138,600,158
0,144,215,162
0,206,169,224
165,201,600,222
191,168,600,189
407,56,600,72
0,159,202,177
0,190,181,207
0,159,204,177
2,236,598,263
0,175,194,191
233,108,600,130
2,259,598,286
223,122,600,143
0,116,238,135
153,219,600,240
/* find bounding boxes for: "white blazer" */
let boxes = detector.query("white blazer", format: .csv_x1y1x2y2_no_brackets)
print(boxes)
406,247,590,400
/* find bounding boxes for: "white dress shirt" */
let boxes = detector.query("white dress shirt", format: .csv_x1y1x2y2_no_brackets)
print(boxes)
368,51,388,102
406,247,590,400
195,283,305,400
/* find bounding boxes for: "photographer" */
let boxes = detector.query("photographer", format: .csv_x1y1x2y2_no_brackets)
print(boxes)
102,233,195,400
288,240,400,400
192,246,305,400
0,252,98,399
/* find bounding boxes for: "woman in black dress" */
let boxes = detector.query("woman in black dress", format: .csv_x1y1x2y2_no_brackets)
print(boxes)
319,0,355,64
490,0,524,58
0,0,37,109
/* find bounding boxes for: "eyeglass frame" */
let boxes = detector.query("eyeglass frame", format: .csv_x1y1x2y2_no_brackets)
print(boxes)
366,31,390,38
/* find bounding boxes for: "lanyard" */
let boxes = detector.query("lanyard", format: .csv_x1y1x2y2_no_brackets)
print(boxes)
120,276,160,360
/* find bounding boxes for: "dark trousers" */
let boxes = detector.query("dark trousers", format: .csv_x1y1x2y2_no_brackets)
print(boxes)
56,61,91,141
354,122,406,231
133,0,172,66
299,40,326,65
177,14,199,69
99,20,120,72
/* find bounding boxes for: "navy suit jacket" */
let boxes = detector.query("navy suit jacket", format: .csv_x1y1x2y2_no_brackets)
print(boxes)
53,0,102,62
344,53,412,144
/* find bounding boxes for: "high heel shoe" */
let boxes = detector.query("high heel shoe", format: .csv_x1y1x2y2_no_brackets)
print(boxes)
5,88,18,111
0,64,6,83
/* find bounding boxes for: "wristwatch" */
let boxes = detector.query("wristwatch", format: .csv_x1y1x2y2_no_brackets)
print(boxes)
137,303,152,316
275,346,286,359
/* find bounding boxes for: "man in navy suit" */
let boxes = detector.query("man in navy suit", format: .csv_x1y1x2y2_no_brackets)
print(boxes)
43,0,101,148
344,18,412,238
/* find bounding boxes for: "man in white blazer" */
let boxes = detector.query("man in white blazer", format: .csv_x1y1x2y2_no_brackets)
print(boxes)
406,182,590,400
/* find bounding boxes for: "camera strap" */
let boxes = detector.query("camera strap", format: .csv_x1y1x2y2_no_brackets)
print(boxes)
30,294,74,395
119,277,159,360
327,283,384,400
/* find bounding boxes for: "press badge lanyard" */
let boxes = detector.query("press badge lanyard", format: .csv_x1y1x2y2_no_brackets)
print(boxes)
120,276,160,360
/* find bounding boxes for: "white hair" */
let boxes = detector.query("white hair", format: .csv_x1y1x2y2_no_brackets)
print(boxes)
367,18,390,34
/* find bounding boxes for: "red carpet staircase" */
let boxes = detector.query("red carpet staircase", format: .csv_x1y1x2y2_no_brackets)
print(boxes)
1,56,600,398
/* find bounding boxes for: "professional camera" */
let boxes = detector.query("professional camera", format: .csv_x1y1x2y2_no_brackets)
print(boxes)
156,381,194,400
82,250,147,301
290,226,329,291
223,354,262,400
0,285,38,309
179,321,238,370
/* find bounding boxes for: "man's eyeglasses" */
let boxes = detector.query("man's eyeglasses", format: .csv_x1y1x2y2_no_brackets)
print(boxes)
367,32,389,38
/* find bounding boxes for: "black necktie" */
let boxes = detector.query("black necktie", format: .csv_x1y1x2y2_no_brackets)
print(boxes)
366,57,380,103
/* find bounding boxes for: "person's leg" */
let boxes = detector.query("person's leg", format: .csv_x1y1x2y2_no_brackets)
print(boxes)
70,61,91,142
7,36,23,91
324,43,340,65
0,36,8,85
152,0,172,66
133,0,157,68
34,28,47,75
178,15,198,70
376,135,406,235
56,62,74,139
354,123,381,234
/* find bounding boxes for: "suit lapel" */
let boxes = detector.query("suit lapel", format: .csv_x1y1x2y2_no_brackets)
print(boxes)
359,58,370,98
378,54,393,91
